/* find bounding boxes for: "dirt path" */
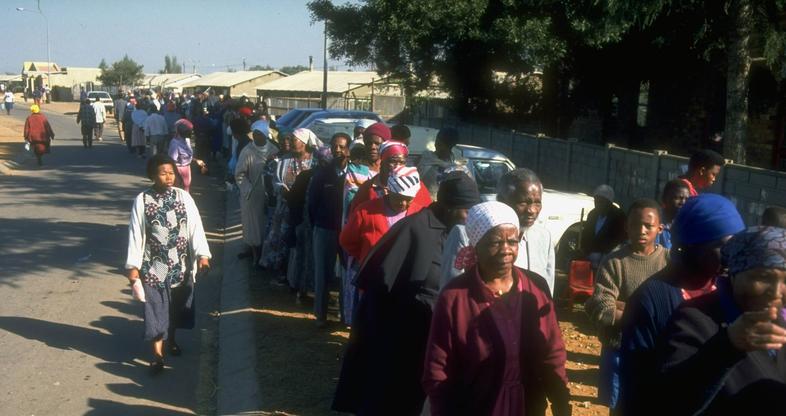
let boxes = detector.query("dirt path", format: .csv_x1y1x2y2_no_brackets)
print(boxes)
248,270,607,416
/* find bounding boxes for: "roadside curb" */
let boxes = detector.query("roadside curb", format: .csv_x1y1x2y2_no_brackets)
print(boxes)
217,188,263,415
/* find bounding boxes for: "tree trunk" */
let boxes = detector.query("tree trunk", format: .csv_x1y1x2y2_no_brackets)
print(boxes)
723,0,753,164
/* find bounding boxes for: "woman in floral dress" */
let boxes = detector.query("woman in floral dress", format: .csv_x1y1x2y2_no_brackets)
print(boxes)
125,154,211,373
260,128,316,279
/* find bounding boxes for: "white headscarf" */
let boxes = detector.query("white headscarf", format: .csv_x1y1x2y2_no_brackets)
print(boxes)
293,128,319,147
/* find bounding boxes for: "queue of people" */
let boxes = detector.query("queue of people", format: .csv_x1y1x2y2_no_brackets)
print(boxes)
110,88,786,415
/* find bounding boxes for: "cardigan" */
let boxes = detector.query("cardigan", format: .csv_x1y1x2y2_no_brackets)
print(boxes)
125,187,212,284
339,196,426,263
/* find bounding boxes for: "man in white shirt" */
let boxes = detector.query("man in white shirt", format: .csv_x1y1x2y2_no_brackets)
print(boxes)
142,108,169,156
91,98,107,141
497,168,556,295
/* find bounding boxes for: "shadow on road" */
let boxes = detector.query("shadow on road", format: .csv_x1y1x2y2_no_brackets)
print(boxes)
84,398,192,416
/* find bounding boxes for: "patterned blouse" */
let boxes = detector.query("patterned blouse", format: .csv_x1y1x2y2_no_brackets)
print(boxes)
140,188,190,288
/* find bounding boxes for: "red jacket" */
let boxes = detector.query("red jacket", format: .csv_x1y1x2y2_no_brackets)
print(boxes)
340,196,426,263
348,173,432,215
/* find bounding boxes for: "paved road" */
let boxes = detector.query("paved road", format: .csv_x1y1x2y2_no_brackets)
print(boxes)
0,108,224,415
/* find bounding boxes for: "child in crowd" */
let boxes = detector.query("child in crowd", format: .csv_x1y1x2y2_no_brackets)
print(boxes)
585,198,669,415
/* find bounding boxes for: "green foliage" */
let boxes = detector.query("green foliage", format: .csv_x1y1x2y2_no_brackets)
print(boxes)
279,65,309,75
98,58,108,71
248,64,274,71
161,55,182,74
98,55,144,87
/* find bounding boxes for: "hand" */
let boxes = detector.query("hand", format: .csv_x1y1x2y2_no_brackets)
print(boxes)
728,307,786,351
127,268,140,283
198,257,210,273
131,279,146,303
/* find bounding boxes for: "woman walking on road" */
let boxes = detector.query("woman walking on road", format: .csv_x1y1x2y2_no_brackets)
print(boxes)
125,154,212,374
23,104,54,166
168,119,207,193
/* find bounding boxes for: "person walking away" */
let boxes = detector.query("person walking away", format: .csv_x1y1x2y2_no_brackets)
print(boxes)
497,168,557,295
235,120,277,266
618,193,744,415
761,205,786,228
3,89,14,115
308,133,351,327
656,226,786,415
580,184,627,269
131,102,149,157
163,101,182,137
114,94,128,142
168,119,206,193
680,149,725,196
584,198,669,415
340,165,426,324
144,107,169,156
91,97,107,142
32,88,41,106
125,154,211,374
332,171,481,415
76,98,96,148
423,201,571,416
260,128,315,276
123,99,136,153
656,179,691,249
23,104,54,166
418,127,460,200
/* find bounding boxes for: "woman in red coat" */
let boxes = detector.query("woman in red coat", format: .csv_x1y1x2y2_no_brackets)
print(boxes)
24,104,55,166
341,165,426,264
423,201,571,416
349,141,432,214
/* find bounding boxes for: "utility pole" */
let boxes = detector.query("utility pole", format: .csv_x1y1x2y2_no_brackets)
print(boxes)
321,20,328,109
242,57,246,71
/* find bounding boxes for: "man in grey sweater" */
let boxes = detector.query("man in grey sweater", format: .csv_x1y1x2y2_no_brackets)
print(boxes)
585,198,669,415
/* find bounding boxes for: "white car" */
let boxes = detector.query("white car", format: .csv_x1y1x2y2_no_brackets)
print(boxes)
86,91,114,114
405,125,595,269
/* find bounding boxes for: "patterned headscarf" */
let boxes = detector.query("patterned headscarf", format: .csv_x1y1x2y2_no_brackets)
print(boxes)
380,140,408,161
723,226,786,276
455,201,520,269
293,128,318,146
387,166,420,197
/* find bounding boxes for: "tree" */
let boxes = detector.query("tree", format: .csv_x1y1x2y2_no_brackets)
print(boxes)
248,64,274,71
99,55,144,88
98,58,108,71
160,55,183,74
279,65,309,75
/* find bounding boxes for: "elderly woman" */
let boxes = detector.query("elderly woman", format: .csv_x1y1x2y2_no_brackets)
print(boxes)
125,154,211,373
656,226,786,415
260,128,316,276
422,201,571,416
168,119,207,193
23,104,54,166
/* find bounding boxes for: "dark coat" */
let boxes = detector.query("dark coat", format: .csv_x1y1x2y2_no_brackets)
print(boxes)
657,289,786,415
580,205,627,256
308,162,345,231
333,206,447,416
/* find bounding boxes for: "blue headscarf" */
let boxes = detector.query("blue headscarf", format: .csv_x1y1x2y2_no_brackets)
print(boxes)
672,193,745,246
722,226,786,276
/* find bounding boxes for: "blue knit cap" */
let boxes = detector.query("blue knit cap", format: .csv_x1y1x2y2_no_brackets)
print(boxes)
672,193,745,246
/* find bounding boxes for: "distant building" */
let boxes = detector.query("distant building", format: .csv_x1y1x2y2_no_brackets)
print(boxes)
21,62,105,101
257,70,405,118
180,70,286,99
139,73,202,94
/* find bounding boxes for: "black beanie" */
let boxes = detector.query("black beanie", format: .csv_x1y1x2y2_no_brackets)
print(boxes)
437,171,481,209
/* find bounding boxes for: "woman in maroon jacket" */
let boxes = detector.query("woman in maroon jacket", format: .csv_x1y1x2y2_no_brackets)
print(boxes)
423,201,571,416
23,104,54,166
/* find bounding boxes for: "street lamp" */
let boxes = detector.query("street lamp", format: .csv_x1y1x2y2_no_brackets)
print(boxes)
16,5,51,102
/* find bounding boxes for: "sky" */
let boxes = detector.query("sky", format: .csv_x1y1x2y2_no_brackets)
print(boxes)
4,0,361,74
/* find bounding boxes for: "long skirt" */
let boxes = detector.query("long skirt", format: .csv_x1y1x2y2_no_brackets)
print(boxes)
341,258,361,326
260,198,291,271
177,165,192,193
287,221,315,293
142,279,195,341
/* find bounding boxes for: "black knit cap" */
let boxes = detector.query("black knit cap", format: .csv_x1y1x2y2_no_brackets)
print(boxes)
437,171,481,209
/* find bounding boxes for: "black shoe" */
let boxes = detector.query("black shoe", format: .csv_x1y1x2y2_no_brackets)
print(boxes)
149,360,165,375
168,342,182,357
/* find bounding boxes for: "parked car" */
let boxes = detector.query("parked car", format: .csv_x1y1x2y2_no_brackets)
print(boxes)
405,124,595,270
309,119,364,142
273,108,322,131
86,91,114,114
295,110,383,129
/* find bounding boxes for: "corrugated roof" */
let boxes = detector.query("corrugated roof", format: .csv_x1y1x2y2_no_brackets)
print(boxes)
180,71,284,88
258,71,384,94
0,74,22,82
142,73,201,86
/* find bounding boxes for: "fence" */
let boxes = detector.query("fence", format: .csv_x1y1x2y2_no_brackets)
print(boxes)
415,116,786,226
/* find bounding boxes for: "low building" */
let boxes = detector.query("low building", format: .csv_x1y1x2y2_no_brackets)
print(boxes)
139,73,202,94
180,70,286,99
257,70,405,118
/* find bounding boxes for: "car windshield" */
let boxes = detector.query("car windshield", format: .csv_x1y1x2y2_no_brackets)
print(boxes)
277,109,316,127
470,159,511,194
297,112,379,128
88,92,110,99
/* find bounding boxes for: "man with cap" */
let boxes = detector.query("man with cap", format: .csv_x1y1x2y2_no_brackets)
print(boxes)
354,119,376,141
308,132,351,327
333,171,482,416
349,140,432,214
361,121,390,174
580,184,627,269
418,127,461,200
618,193,745,416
